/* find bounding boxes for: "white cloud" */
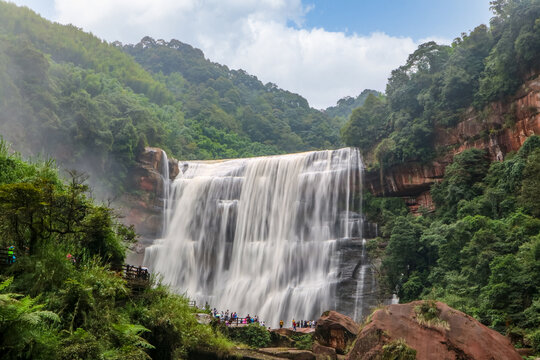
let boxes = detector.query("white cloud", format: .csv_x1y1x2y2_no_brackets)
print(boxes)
51,0,428,108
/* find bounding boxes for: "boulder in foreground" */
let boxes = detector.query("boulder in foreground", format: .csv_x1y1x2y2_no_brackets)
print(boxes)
314,310,359,355
346,300,522,360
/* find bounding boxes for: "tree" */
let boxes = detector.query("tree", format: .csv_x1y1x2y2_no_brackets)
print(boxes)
341,94,389,154
0,182,46,254
432,149,490,220
520,149,540,217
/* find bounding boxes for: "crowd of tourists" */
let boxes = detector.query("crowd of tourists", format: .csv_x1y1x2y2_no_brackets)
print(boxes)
212,308,268,327
211,307,316,330
288,319,316,331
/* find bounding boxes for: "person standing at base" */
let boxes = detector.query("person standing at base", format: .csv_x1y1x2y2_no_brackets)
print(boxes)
279,320,284,329
292,319,296,331
7,246,15,264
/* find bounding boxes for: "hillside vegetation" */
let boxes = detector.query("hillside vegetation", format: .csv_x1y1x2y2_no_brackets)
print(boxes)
342,0,540,169
366,137,540,353
0,143,233,359
354,1,540,354
0,1,351,196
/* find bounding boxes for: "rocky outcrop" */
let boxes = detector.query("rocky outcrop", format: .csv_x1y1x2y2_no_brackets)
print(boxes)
314,311,359,355
438,77,540,160
365,161,445,198
312,343,337,360
119,147,178,238
365,75,540,206
346,301,522,360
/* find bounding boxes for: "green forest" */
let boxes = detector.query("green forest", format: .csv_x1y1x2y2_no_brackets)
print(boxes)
365,137,540,352
0,143,233,359
0,0,539,358
352,0,540,354
0,0,367,196
342,0,540,169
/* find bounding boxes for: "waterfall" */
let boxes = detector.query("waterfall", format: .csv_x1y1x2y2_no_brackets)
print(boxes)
144,148,364,326
160,150,170,237
352,239,368,320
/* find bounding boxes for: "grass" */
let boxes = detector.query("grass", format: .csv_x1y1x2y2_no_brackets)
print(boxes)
414,300,450,331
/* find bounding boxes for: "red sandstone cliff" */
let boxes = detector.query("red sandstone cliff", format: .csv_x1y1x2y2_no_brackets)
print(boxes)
365,75,540,211
118,147,178,239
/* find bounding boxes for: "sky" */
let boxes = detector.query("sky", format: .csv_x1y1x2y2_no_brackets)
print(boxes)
8,0,492,109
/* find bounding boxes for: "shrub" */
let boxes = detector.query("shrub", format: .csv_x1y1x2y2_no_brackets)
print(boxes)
292,333,313,350
414,300,449,330
228,323,271,348
381,338,416,360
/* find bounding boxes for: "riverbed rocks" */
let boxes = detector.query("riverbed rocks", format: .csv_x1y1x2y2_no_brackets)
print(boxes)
314,311,359,355
346,300,522,360
258,348,315,360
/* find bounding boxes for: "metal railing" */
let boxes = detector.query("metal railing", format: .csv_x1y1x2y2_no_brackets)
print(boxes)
122,264,150,281
0,249,16,266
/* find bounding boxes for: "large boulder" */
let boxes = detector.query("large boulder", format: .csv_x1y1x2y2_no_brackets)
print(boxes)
270,329,295,348
312,343,337,360
346,301,522,360
314,311,359,355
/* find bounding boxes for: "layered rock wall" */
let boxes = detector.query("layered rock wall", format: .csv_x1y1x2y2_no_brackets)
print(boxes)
119,147,178,239
366,75,540,212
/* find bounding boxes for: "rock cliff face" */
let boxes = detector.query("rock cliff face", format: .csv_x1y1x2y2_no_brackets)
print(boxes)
118,147,178,239
346,301,521,360
366,75,540,211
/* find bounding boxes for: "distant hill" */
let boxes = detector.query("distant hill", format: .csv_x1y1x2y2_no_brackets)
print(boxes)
324,89,381,124
122,36,342,153
0,1,346,196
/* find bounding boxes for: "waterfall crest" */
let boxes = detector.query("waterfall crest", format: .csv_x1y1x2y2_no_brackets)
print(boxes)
144,148,363,326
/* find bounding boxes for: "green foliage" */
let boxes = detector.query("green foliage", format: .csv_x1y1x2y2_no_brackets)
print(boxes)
519,148,540,217
123,37,341,154
382,216,433,301
226,323,271,349
291,333,313,350
327,89,382,126
341,1,540,168
414,300,449,330
381,339,417,360
0,278,59,360
128,284,232,359
363,192,408,236
341,94,389,156
528,328,540,353
432,149,490,220
372,136,540,352
0,151,233,359
58,328,102,360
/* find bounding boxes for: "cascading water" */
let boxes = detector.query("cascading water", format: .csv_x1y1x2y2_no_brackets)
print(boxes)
160,150,170,237
144,148,367,326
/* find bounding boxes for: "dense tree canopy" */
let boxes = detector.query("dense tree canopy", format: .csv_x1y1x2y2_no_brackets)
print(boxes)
342,0,540,169
367,136,540,352
0,2,345,197
0,143,233,360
